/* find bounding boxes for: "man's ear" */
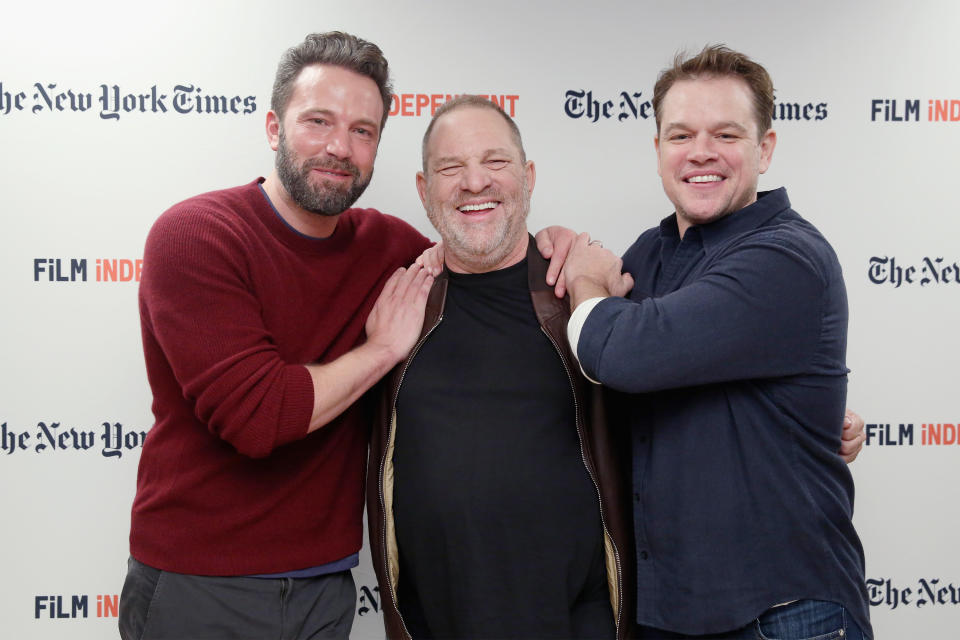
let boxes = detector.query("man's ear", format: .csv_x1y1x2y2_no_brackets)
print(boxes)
266,110,281,151
758,129,777,174
416,171,428,208
525,160,536,196
654,135,662,177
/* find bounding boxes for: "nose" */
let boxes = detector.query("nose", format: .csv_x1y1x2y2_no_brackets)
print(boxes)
460,162,492,193
688,133,718,163
324,126,352,159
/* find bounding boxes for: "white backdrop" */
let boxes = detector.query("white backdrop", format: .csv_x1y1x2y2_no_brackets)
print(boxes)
2,0,958,637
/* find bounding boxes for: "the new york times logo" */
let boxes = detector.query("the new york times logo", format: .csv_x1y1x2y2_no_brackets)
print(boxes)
868,256,960,287
564,90,654,122
869,578,960,609
358,584,381,616
0,82,256,121
34,594,119,619
2,422,147,458
564,90,826,123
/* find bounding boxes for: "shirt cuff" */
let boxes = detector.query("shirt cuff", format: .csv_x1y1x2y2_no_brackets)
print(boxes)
566,297,606,384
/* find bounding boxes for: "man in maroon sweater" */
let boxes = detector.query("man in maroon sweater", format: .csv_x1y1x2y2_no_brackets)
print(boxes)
119,32,436,640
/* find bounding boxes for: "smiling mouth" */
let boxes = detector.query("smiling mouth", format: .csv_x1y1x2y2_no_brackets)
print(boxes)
685,175,723,184
457,201,499,214
314,168,352,179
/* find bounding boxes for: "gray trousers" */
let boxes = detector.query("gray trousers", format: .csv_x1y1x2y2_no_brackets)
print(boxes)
119,557,356,640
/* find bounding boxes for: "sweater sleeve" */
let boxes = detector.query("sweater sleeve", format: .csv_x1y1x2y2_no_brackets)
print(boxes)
577,232,845,394
140,204,314,458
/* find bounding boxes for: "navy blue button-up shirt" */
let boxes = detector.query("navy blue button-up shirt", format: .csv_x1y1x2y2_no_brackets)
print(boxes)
578,188,871,637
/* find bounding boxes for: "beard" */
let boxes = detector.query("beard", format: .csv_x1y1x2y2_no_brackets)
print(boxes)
426,182,531,272
275,129,373,216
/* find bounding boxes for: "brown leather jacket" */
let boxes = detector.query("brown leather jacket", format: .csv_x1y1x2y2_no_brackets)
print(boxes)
366,238,635,639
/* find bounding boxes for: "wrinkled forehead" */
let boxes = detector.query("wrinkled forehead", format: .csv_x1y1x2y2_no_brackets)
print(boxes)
425,106,523,167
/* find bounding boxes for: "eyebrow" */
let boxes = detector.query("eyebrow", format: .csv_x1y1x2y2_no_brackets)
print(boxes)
353,117,381,133
301,108,334,119
432,148,514,168
431,155,462,168
301,108,380,133
663,121,750,134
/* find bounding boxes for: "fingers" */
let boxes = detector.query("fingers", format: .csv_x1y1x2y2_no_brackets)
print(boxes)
391,264,430,301
842,409,864,438
426,241,444,276
841,411,865,443
840,441,861,464
376,264,430,305
413,242,445,277
410,263,433,296
536,231,555,259
554,269,567,299
366,264,434,358
547,257,563,289
537,226,577,286
545,238,571,287
605,271,634,298
566,232,632,295
565,233,591,267
414,264,434,304
377,267,406,301
839,408,865,463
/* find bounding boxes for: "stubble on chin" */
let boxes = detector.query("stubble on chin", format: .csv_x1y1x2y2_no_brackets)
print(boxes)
427,195,530,271
275,133,372,217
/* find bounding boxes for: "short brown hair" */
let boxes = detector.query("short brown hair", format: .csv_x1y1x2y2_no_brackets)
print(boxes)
420,95,526,172
652,44,774,139
271,31,393,131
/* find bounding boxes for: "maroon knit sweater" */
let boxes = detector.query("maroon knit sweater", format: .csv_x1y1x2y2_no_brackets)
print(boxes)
131,179,431,575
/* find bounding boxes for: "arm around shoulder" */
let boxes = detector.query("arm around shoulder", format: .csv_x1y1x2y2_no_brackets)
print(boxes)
577,239,836,393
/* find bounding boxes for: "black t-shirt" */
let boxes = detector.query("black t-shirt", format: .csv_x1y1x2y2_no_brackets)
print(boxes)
393,259,613,639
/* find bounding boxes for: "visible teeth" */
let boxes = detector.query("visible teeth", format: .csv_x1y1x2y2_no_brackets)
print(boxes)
458,202,497,212
687,175,722,183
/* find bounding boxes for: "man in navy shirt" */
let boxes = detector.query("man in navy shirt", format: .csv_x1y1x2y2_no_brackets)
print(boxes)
563,46,872,639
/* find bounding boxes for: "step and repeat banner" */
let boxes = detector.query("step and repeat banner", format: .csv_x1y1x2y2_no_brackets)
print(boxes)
2,0,958,637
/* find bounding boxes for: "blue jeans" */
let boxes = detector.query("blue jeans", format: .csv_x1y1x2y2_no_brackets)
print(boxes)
636,599,866,639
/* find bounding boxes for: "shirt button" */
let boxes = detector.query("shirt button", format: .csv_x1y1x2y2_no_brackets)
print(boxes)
633,492,641,503
640,551,649,560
